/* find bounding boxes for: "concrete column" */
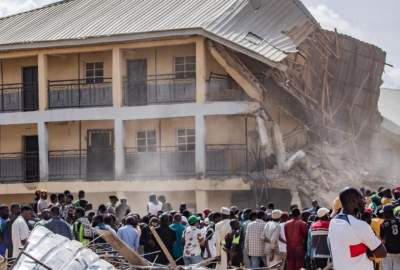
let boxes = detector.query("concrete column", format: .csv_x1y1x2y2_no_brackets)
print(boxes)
38,53,48,111
114,119,125,179
195,114,206,175
112,47,123,107
37,121,49,181
196,37,207,103
195,190,209,213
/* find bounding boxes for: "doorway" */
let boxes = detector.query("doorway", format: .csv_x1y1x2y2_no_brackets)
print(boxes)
23,136,39,182
87,129,114,179
126,59,148,106
22,66,39,111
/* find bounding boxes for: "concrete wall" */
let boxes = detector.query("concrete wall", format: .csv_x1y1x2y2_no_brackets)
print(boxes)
1,57,37,84
48,120,114,150
0,124,37,153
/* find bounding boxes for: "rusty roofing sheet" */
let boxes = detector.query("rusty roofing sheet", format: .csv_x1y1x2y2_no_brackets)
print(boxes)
0,0,317,64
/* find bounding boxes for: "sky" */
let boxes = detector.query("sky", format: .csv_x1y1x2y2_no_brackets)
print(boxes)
0,0,399,89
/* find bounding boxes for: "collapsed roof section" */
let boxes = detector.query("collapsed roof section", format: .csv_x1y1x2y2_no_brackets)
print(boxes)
0,0,317,69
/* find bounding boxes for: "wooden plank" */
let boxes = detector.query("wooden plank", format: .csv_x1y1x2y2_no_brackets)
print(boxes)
149,226,177,269
96,229,151,267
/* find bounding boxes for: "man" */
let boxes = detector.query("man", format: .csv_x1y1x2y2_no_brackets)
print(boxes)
183,215,204,265
245,211,266,268
310,200,320,214
35,209,51,227
170,213,185,264
278,212,289,270
116,198,131,222
63,194,74,219
285,208,308,270
73,207,93,245
381,189,393,206
48,194,58,208
74,190,86,208
158,195,172,213
147,194,162,215
204,212,221,260
11,205,33,258
45,206,73,240
380,205,400,270
107,195,119,214
117,216,140,251
225,219,244,268
155,214,176,265
5,203,20,258
0,205,9,257
262,210,282,267
329,187,387,270
215,207,232,270
310,207,331,269
37,190,49,214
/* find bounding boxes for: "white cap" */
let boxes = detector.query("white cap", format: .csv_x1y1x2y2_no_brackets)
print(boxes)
220,207,230,216
317,207,330,218
272,210,282,220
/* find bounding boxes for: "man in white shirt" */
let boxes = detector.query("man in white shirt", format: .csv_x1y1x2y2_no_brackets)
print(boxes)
11,205,33,258
329,187,387,270
262,210,282,266
215,207,231,270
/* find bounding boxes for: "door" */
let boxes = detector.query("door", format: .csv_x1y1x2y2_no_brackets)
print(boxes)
126,60,147,106
23,136,39,182
22,66,39,111
87,130,114,179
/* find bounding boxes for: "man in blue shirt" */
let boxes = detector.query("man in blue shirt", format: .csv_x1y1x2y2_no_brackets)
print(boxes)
117,216,140,251
0,205,9,257
45,206,73,240
170,213,185,263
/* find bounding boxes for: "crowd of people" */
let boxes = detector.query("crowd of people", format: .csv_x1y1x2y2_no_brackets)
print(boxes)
0,186,399,270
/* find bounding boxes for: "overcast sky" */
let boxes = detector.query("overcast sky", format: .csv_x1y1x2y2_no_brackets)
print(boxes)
0,0,399,89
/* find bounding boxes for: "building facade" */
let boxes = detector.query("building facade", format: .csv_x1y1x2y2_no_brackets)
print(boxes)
0,0,315,212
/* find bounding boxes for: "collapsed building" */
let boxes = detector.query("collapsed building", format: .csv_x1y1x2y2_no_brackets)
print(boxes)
0,0,393,210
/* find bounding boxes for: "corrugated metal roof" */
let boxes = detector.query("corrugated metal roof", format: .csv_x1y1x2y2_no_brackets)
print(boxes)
0,0,317,65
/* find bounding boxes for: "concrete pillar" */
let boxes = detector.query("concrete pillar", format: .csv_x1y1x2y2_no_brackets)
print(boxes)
114,119,125,179
195,114,206,175
37,121,49,181
112,47,123,107
196,37,207,103
195,190,208,213
38,53,48,111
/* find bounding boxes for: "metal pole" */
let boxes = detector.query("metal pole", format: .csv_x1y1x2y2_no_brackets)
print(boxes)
1,60,3,112
79,121,82,179
245,116,249,173
78,53,81,107
158,119,162,177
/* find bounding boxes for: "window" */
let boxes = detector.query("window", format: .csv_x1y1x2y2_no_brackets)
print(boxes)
137,130,157,152
177,128,195,151
85,62,104,84
175,56,196,79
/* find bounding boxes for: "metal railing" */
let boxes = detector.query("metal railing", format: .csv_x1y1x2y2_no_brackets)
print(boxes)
125,146,195,177
206,144,251,176
123,74,196,106
206,73,248,102
48,150,87,180
0,83,38,112
0,152,39,183
48,78,112,109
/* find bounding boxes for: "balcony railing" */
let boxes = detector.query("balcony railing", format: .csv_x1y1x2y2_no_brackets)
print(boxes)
48,150,87,180
123,74,196,106
206,144,251,176
0,83,38,112
48,78,112,109
125,146,195,177
206,73,248,102
0,152,39,183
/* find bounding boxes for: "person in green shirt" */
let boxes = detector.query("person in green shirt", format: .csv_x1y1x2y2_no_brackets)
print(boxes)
73,207,93,246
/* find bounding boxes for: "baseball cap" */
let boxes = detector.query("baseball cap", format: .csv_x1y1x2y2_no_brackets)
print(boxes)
317,207,330,218
188,215,201,225
220,207,230,216
271,210,282,220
